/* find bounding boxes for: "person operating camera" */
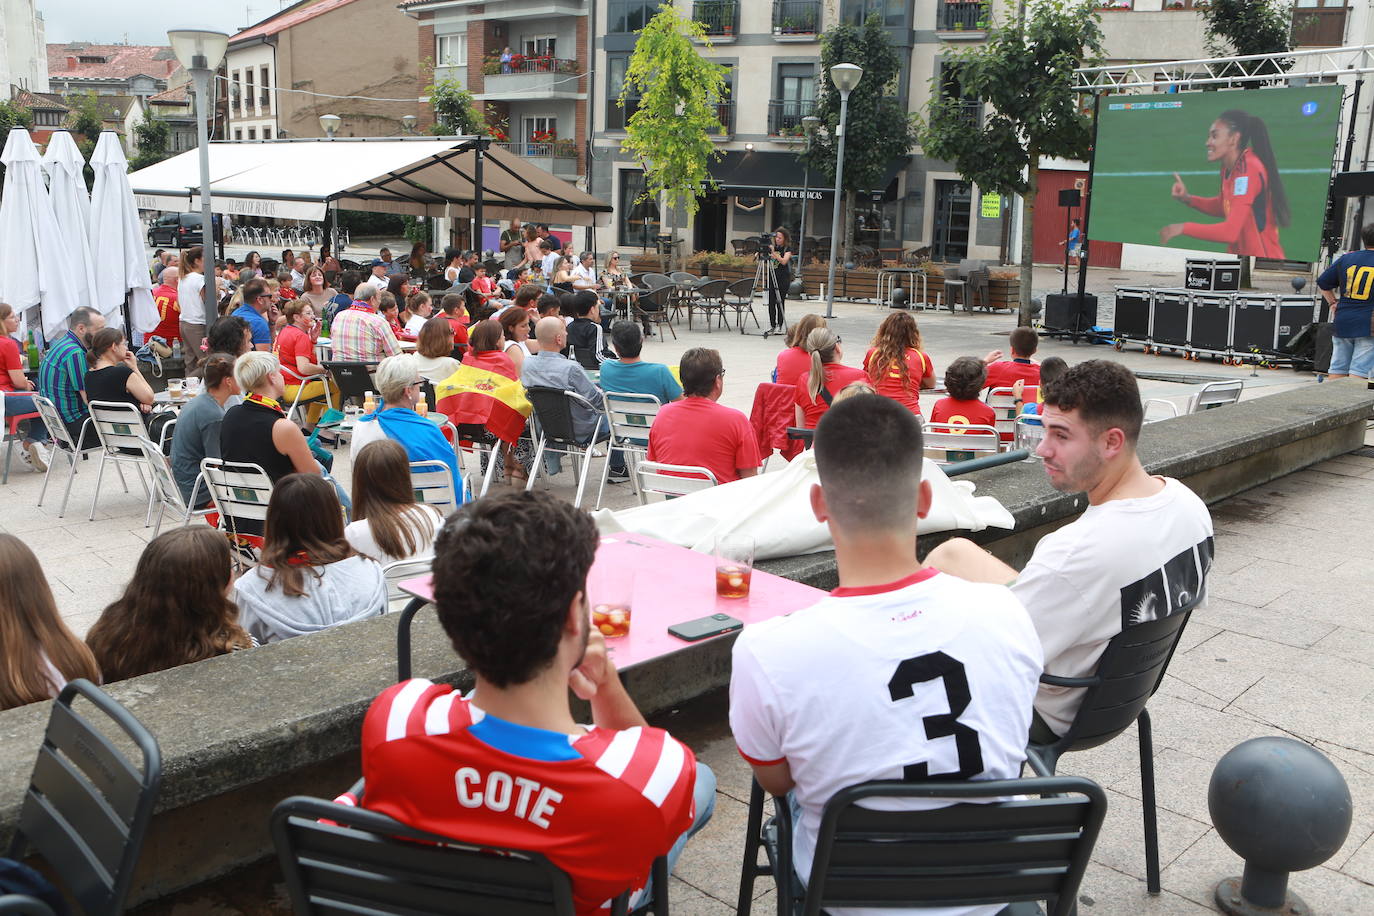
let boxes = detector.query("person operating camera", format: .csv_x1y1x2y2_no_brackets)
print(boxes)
765,228,794,333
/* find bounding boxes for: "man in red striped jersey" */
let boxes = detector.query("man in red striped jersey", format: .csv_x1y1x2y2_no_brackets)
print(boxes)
346,491,714,914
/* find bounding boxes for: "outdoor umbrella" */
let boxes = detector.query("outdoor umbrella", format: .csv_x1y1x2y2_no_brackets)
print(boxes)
0,127,82,342
42,129,98,315
89,130,157,333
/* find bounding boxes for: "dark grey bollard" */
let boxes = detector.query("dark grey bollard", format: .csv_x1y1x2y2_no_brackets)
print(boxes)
1208,737,1352,916
789,277,804,297
1290,276,1308,293
890,286,909,310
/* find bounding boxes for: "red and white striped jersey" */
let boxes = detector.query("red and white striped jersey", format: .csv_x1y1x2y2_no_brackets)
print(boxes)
344,679,697,914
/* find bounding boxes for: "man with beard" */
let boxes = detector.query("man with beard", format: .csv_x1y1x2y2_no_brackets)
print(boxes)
923,360,1214,742
38,306,107,447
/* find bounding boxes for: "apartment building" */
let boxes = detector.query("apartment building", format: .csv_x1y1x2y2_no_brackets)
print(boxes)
46,43,177,101
399,0,590,183
3,0,48,95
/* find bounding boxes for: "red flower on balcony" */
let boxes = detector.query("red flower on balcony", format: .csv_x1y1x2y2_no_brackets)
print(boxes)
531,129,557,143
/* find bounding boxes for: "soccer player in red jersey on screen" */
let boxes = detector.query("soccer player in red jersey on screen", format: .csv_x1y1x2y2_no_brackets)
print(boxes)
343,491,714,914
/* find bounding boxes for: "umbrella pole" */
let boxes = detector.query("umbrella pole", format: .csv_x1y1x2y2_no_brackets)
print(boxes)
474,139,485,256
123,291,133,340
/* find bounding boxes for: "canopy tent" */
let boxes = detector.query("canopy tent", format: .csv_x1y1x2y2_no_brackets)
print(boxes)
126,137,612,227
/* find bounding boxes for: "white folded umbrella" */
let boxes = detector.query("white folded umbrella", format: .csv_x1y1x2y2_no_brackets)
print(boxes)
89,131,157,333
0,127,83,341
41,130,98,315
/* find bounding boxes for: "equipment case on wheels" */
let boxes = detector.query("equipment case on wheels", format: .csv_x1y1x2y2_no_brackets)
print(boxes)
1188,292,1234,354
1185,258,1242,292
1151,289,1191,348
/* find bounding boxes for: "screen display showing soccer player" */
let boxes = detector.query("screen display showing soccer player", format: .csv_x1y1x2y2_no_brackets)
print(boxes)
1089,85,1343,262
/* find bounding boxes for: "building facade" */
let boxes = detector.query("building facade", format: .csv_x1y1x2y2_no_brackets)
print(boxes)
46,43,178,101
2,0,48,95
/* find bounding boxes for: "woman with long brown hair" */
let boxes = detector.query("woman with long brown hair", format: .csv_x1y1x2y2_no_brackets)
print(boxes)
299,265,337,314
84,528,250,683
414,314,461,384
794,327,866,430
346,440,445,565
0,534,100,709
233,473,386,643
498,306,533,373
863,310,936,415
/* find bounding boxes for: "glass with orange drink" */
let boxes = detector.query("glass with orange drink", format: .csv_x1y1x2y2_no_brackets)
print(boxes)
714,534,755,599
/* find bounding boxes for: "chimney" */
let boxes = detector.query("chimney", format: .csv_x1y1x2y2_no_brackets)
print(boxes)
67,56,78,69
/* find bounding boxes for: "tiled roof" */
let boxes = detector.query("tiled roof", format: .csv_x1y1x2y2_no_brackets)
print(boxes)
148,84,190,104
10,87,71,113
46,43,180,82
231,0,367,44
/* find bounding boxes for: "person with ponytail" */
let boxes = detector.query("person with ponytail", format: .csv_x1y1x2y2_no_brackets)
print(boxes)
793,327,866,429
1161,109,1289,259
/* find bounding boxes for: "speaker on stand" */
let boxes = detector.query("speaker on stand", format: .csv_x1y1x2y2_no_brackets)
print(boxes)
1058,188,1081,296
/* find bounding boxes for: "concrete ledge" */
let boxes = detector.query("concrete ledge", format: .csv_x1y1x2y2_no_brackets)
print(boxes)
1,381,1369,903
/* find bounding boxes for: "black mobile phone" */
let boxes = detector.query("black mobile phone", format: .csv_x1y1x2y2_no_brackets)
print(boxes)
668,613,744,642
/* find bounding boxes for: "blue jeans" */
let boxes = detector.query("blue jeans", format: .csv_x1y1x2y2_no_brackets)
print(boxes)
634,763,716,907
1329,335,1374,378
319,462,352,519
3,393,49,443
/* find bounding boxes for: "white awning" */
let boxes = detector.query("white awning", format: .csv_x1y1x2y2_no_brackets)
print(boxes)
127,137,612,226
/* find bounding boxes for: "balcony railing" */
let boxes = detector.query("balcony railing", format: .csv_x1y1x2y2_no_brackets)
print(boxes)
482,55,580,76
772,0,821,35
693,0,739,35
496,140,578,160
606,97,641,132
937,1,988,31
714,100,735,136
944,99,982,127
768,98,816,137
1292,7,1347,47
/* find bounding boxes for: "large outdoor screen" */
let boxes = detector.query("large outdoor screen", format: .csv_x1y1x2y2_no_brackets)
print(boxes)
1090,85,1343,262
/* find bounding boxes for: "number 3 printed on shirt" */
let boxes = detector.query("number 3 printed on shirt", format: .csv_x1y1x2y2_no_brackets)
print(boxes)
887,652,985,781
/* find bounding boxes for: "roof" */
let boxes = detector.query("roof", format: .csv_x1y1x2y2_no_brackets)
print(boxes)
148,84,190,104
231,0,369,45
127,137,613,226
47,43,179,83
97,95,139,120
11,88,71,113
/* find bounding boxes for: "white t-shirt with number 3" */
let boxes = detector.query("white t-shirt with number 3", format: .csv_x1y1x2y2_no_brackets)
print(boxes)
730,569,1043,916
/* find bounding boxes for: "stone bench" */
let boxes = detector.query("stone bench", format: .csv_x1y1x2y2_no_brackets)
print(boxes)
1,380,1368,904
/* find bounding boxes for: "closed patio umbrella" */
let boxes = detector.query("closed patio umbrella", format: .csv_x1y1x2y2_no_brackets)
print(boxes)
0,127,81,341
41,129,98,315
89,131,157,333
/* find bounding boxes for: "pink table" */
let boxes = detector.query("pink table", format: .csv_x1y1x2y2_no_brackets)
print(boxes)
398,533,826,670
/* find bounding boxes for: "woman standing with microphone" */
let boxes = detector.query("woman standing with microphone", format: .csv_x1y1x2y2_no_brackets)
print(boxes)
766,227,794,334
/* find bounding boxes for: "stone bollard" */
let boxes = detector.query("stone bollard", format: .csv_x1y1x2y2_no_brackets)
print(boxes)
1208,737,1352,916
890,286,909,310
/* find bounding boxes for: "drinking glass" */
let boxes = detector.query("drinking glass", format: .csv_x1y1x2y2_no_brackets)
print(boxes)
714,534,755,598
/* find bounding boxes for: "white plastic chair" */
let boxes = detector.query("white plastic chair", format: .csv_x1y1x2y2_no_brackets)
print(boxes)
133,437,214,536
200,458,275,566
284,373,335,426
31,395,100,518
1143,399,1180,424
409,460,460,514
1187,380,1243,414
635,460,718,503
986,386,1037,445
923,422,1002,465
380,555,434,608
595,392,663,509
87,401,154,521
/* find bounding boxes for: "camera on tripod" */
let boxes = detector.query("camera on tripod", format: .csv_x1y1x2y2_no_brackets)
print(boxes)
755,234,774,259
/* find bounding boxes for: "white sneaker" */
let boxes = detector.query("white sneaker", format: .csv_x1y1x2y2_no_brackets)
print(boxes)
24,441,48,472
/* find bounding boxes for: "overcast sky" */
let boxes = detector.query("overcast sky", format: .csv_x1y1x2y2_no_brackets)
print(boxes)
38,0,282,46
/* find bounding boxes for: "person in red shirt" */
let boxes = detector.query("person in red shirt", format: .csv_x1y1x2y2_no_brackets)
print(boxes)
1160,109,1289,259
772,313,827,386
863,311,935,415
648,347,761,484
794,327,867,429
439,292,472,354
341,491,715,915
274,300,337,427
930,356,997,428
150,267,182,343
0,303,50,469
983,325,1042,392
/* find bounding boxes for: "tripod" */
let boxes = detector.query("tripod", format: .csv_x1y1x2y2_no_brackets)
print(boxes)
756,252,786,339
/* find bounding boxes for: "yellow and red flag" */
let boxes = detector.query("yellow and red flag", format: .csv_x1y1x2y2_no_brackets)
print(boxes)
434,365,532,446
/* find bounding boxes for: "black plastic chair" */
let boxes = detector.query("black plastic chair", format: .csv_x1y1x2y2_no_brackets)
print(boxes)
690,279,731,332
7,680,162,916
320,360,376,407
634,286,677,341
273,795,669,916
1025,596,1202,895
524,386,607,508
724,277,760,333
737,775,1106,916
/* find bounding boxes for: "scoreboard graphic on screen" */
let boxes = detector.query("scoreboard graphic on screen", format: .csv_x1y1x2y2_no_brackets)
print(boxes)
1089,85,1343,262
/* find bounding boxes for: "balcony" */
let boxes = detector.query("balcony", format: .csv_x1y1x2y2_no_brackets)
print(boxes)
1292,7,1347,47
494,140,579,179
692,0,739,38
944,99,982,127
713,100,734,137
772,0,821,38
768,98,816,138
479,54,583,100
937,1,989,37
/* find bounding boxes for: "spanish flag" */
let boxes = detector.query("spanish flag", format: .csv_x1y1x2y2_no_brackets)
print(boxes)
434,365,533,446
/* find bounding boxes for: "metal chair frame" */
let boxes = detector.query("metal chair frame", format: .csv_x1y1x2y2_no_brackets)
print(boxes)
524,386,608,509
1187,379,1243,414
922,422,1002,465
690,278,731,332
134,435,213,536
200,458,275,566
31,395,100,518
283,372,335,426
986,386,1038,444
635,460,718,502
724,278,761,333
86,400,155,521
409,458,460,514
635,285,677,341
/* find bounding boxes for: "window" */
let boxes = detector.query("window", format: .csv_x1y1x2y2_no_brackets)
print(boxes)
35,110,62,126
841,0,907,27
263,126,272,139
235,128,243,140
715,67,734,134
245,69,255,112
248,127,257,140
938,61,981,126
436,34,467,67
78,55,107,64
771,63,816,134
523,116,558,144
619,169,660,247
608,0,659,33
606,56,638,131
260,66,271,112
523,36,557,58
232,70,242,113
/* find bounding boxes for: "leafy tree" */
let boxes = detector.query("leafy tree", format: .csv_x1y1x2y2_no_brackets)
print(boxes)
618,4,729,269
803,14,918,266
918,0,1102,324
1202,0,1293,77
0,100,32,194
130,110,172,170
427,74,486,135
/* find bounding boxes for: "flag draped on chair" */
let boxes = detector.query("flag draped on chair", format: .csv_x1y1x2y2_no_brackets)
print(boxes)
434,365,532,446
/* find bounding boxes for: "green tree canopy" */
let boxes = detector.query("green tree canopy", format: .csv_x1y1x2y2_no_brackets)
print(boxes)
1203,0,1293,69
130,110,171,170
918,0,1102,323
427,75,486,135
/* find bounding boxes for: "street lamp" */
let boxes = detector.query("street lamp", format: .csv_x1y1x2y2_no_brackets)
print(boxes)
319,114,341,138
401,114,417,135
793,114,822,296
823,62,862,319
168,28,229,314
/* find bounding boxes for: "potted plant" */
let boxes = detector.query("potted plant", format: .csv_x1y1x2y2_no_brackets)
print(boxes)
799,11,818,32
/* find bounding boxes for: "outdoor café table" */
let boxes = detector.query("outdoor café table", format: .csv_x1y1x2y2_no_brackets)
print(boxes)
605,286,646,321
394,532,826,680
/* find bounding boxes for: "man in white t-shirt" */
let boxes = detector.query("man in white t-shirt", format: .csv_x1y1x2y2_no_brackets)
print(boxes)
178,245,208,374
925,359,1214,741
730,394,1043,916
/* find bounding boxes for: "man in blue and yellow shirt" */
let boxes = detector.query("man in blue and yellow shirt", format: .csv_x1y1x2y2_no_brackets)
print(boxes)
1317,223,1374,380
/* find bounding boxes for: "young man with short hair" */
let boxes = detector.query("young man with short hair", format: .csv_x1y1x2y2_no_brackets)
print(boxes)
647,348,759,484
233,279,275,351
983,326,1042,391
150,266,182,344
348,491,713,914
925,360,1214,741
730,395,1043,916
178,245,208,373
599,321,682,407
170,351,239,505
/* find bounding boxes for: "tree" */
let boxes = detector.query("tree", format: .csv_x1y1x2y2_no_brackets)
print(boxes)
918,0,1102,324
803,14,918,266
618,4,728,269
67,91,107,189
427,74,486,136
130,110,172,170
1202,0,1293,76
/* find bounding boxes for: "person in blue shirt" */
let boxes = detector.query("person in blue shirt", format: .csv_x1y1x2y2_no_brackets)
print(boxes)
598,321,682,407
1316,222,1374,380
232,278,275,350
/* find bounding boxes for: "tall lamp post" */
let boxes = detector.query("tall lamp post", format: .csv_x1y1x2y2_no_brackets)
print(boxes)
319,115,341,254
319,114,341,138
168,29,228,316
792,115,821,297
823,62,862,319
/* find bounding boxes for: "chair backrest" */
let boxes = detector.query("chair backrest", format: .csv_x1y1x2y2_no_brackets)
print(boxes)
923,422,1001,463
726,277,756,300
695,278,730,300
669,271,699,285
803,776,1106,916
409,459,457,512
1014,416,1046,453
9,680,162,916
526,386,601,447
321,361,376,404
1189,379,1243,413
30,395,86,455
986,386,1037,442
640,285,672,311
604,392,662,447
87,401,147,454
380,555,434,605
1058,598,1201,752
200,458,274,539
641,273,673,290
135,436,187,514
271,795,578,916
942,265,964,283
1142,398,1179,423
636,460,718,499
